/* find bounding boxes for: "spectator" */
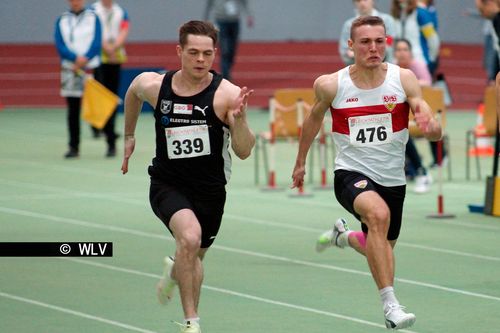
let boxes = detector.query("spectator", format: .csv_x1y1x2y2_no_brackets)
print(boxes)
394,38,432,193
391,0,440,76
204,0,254,80
54,0,101,158
92,0,130,157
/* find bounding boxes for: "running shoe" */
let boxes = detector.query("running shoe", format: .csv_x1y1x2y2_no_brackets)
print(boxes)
384,303,416,330
414,174,432,194
316,218,349,252
157,256,177,305
176,321,201,333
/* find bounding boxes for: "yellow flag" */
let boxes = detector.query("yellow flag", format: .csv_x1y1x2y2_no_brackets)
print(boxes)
82,78,120,129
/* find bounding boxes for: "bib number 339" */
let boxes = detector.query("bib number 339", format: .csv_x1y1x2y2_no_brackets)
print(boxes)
348,113,393,147
166,125,211,159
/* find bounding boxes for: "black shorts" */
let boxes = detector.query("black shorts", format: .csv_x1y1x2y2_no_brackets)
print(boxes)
334,169,406,241
149,178,226,248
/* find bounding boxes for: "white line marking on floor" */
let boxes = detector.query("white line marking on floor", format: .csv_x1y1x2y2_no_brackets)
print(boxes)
0,291,158,333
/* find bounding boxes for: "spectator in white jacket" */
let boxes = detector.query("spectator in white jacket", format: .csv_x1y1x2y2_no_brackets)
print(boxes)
54,0,101,158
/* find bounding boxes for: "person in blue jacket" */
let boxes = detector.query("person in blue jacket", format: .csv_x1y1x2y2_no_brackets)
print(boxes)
54,0,101,158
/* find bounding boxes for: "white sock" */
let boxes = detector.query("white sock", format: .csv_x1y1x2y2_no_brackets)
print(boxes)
185,317,200,325
380,286,399,310
336,230,352,248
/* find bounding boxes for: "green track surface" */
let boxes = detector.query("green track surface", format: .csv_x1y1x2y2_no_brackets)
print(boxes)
1,108,499,333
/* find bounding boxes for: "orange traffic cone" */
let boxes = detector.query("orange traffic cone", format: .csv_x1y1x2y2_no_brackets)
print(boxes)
469,103,494,156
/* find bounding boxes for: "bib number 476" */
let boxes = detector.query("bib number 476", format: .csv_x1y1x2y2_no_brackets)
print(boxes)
348,113,393,147
355,126,388,144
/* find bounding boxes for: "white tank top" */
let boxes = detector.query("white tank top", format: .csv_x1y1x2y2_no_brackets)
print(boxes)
330,63,409,186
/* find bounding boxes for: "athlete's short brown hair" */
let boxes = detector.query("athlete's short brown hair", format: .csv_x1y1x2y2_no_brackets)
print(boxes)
350,16,386,40
179,20,218,48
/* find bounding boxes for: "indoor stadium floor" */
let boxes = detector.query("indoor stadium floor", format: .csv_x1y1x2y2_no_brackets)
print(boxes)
1,107,499,333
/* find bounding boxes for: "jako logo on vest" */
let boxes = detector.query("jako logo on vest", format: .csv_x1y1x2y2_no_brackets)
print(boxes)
346,97,358,103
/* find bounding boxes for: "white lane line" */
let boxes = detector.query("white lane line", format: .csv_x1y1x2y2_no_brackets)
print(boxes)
2,176,500,260
1,206,500,303
62,258,419,333
3,175,500,233
0,291,158,333
224,215,500,262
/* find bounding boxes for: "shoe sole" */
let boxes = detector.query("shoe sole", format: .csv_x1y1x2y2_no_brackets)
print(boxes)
385,315,416,330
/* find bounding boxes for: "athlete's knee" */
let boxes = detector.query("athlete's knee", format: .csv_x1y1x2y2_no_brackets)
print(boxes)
364,207,390,233
176,231,202,254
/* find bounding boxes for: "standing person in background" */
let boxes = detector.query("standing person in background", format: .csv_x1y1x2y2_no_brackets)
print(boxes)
476,0,500,58
417,0,439,76
391,0,440,77
204,0,254,81
392,0,445,167
92,0,130,157
339,0,396,65
394,38,433,193
121,20,255,333
463,4,500,84
483,19,499,84
54,0,101,158
292,16,442,330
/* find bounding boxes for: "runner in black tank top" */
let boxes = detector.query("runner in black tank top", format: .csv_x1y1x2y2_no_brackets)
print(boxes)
120,21,255,332
148,70,229,195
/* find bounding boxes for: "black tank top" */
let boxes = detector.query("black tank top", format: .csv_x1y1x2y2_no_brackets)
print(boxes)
148,70,230,194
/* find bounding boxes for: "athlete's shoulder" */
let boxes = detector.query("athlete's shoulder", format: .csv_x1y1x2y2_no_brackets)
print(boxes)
313,71,339,104
315,71,339,87
398,66,417,83
135,71,164,87
216,77,242,100
314,71,340,92
131,72,164,99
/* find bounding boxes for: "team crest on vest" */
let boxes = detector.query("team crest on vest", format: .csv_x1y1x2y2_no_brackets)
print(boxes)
354,179,368,189
160,99,172,114
383,95,397,111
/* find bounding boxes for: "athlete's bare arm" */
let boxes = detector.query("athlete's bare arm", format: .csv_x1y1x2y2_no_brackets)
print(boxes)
292,73,338,188
121,72,164,174
214,80,255,160
401,68,442,142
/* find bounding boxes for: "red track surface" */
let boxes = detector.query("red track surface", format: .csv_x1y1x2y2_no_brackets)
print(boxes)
0,41,487,110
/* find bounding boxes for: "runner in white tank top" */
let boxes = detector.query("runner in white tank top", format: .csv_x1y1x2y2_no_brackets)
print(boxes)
331,62,409,186
292,16,441,330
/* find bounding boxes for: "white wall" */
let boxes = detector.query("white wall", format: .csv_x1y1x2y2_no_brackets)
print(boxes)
0,0,485,44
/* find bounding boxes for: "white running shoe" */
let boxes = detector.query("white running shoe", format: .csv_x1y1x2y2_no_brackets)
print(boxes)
414,174,432,194
180,321,201,333
384,303,416,330
316,218,349,252
157,256,177,305
174,321,201,333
